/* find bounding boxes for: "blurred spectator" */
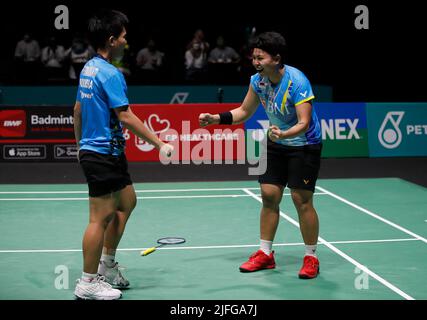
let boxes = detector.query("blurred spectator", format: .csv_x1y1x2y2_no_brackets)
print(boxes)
135,39,165,83
41,36,66,81
208,35,240,84
184,40,208,83
186,29,210,55
14,33,41,83
65,35,95,80
14,33,41,62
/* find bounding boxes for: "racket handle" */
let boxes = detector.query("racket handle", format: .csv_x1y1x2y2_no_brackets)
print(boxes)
141,247,156,256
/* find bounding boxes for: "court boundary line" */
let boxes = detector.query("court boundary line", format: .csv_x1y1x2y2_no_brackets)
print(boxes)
0,238,419,253
0,193,327,201
0,187,262,194
316,186,427,244
0,186,325,195
242,188,415,300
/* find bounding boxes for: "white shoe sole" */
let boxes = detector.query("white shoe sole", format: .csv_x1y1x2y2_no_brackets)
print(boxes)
74,293,122,300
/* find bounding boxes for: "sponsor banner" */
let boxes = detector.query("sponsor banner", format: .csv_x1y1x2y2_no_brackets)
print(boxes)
0,106,74,139
244,103,369,158
315,103,369,157
126,104,244,162
0,106,75,161
366,103,427,157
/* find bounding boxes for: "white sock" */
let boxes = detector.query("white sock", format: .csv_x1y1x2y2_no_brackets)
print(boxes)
260,239,273,255
81,272,97,283
305,244,317,257
100,253,116,267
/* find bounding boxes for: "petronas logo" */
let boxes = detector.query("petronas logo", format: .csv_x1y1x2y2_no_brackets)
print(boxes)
378,111,404,149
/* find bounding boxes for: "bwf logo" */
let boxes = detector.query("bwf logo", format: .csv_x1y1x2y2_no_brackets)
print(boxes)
0,110,26,137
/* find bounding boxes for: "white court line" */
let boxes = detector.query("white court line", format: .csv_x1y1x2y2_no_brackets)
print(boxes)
0,192,327,201
316,186,427,244
0,187,261,194
0,238,419,253
0,187,327,195
0,195,258,201
242,188,415,300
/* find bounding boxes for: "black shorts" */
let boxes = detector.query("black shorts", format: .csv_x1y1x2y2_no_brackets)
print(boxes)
258,139,322,192
79,150,132,197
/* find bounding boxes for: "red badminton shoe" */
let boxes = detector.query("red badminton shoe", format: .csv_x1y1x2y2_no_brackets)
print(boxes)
298,255,320,279
239,250,276,272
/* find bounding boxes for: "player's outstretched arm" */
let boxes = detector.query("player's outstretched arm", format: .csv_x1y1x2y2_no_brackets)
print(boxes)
114,106,173,156
199,85,260,127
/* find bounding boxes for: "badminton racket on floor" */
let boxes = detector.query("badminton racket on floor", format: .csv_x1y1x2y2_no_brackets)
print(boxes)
140,237,186,256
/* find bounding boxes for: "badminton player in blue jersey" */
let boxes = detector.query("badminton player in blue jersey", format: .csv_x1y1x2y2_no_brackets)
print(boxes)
73,10,174,300
199,32,322,279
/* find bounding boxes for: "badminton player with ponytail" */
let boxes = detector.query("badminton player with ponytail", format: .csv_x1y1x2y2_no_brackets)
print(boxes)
73,10,174,300
199,32,322,279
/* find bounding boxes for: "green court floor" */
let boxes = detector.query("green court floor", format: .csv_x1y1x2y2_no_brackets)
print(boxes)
0,178,426,300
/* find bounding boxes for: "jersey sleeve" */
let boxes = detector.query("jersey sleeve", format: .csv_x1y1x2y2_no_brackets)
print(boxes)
291,73,315,106
250,74,260,95
103,72,129,109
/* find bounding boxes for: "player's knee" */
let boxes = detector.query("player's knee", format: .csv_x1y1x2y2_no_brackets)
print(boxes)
90,211,115,228
261,192,281,209
291,191,312,211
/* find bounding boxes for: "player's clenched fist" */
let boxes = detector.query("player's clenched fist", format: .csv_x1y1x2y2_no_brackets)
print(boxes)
199,113,219,127
268,125,283,142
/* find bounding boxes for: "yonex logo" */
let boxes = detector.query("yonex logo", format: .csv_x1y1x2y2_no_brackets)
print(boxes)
299,91,308,98
321,119,360,140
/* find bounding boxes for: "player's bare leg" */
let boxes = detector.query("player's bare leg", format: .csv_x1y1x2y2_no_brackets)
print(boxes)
291,188,320,279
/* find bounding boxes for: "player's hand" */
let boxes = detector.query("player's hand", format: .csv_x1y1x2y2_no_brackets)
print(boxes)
199,113,219,127
268,125,283,142
160,143,175,158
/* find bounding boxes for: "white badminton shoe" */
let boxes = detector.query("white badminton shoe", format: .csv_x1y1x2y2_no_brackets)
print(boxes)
98,261,130,288
74,275,122,300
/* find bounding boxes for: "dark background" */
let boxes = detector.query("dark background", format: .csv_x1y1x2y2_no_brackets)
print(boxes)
1,0,426,102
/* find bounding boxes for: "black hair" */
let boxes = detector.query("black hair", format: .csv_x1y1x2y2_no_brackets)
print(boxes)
88,9,129,50
248,31,287,67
